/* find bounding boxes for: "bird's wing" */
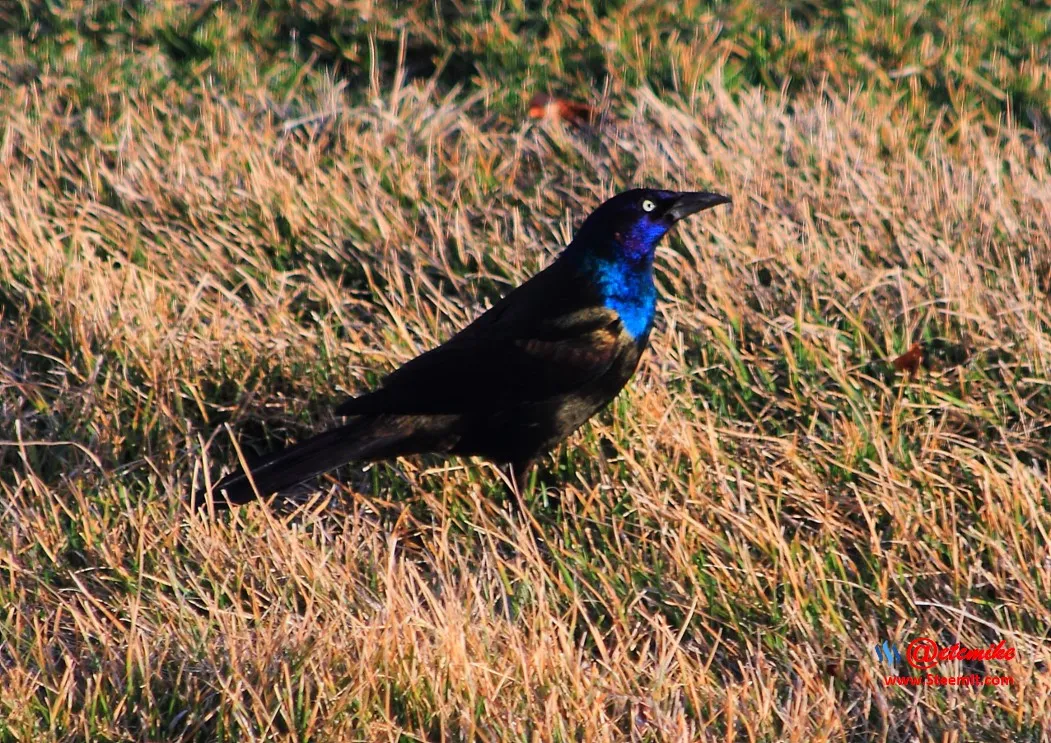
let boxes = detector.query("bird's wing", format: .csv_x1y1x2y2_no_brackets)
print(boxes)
335,306,631,416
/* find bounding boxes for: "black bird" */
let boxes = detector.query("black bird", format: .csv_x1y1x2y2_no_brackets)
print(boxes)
199,188,730,509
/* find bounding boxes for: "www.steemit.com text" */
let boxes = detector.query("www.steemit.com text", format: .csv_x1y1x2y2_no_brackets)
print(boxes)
884,674,1014,687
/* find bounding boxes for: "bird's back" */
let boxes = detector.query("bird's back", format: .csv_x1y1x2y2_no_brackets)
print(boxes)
335,253,646,466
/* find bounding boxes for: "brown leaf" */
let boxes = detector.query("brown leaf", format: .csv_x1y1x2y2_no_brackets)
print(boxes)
527,93,597,127
892,343,924,376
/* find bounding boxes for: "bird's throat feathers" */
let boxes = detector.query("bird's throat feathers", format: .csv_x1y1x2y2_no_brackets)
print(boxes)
600,262,656,341
565,200,674,342
579,252,657,342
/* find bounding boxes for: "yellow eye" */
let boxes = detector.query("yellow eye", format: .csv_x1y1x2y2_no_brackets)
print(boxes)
642,199,656,212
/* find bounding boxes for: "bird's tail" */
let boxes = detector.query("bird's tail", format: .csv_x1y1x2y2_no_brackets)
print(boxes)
194,416,449,510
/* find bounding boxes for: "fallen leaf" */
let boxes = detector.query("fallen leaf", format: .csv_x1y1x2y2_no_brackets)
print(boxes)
527,93,597,127
892,343,924,375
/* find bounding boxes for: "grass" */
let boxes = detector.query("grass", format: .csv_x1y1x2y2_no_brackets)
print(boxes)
1,1,1050,740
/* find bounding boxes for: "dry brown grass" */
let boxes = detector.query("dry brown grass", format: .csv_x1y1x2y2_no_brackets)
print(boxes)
2,54,1051,741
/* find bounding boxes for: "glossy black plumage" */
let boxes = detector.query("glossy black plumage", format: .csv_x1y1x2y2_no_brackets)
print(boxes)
198,188,730,509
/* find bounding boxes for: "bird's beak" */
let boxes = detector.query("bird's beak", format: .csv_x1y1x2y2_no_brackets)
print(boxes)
666,191,732,222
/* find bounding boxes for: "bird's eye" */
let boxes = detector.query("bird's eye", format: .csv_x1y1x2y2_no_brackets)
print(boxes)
641,199,656,212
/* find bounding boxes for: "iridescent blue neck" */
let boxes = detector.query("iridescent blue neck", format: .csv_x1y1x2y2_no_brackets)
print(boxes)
568,248,656,341
594,258,656,341
565,216,667,342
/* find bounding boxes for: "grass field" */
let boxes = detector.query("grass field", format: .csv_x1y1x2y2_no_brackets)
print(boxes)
2,1,1051,740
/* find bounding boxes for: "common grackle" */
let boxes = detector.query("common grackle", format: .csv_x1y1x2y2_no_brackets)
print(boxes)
198,188,730,509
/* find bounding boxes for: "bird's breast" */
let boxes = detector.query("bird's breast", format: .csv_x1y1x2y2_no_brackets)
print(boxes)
604,292,656,341
587,260,657,342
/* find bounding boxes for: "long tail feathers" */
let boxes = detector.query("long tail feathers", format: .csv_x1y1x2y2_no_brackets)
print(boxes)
194,417,429,510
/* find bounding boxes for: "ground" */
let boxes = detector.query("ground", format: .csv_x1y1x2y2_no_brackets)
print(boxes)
1,2,1050,740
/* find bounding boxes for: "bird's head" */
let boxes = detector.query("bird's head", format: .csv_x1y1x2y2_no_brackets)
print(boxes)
565,187,731,340
572,188,731,265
